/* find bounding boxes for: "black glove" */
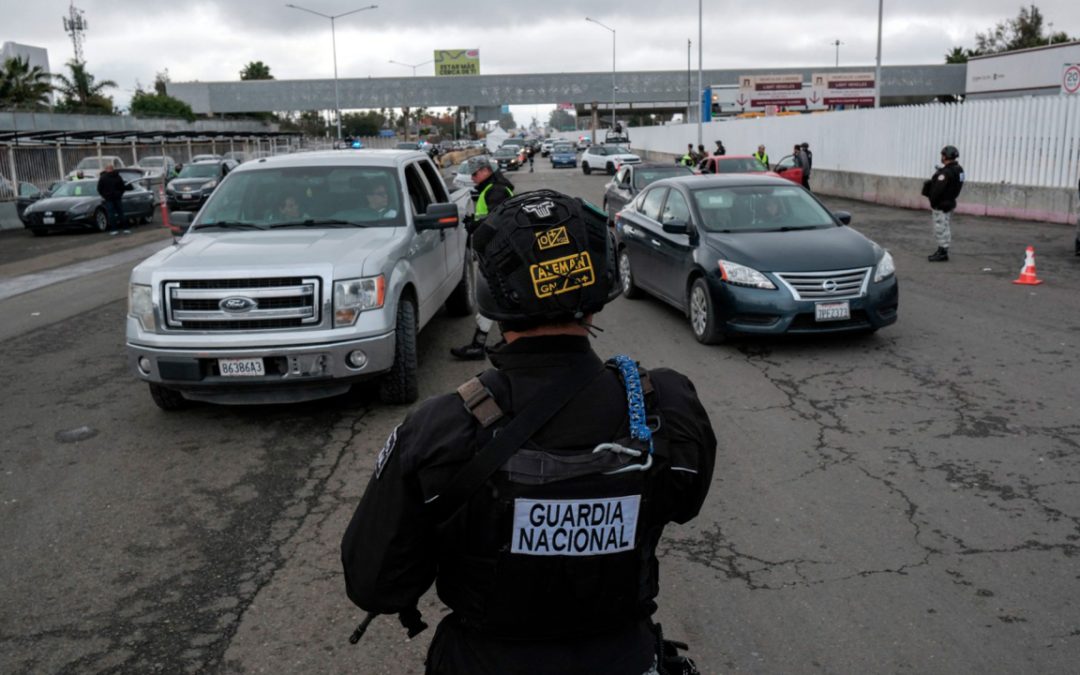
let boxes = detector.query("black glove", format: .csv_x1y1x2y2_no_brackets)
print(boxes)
463,213,481,235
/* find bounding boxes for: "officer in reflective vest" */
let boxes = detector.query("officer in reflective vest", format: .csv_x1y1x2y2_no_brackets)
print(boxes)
753,144,769,168
450,156,515,360
342,190,717,675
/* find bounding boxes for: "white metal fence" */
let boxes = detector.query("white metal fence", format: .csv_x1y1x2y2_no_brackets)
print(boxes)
626,96,1080,190
0,134,403,199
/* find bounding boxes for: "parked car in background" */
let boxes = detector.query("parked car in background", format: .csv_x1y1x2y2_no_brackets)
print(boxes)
451,157,498,190
540,140,554,157
581,144,641,175
223,151,251,164
165,159,238,212
602,163,695,222
576,136,592,150
550,142,577,169
191,154,224,164
614,174,897,343
492,146,521,171
67,155,127,179
696,155,803,186
126,149,474,410
15,181,64,224
770,155,806,187
22,178,155,235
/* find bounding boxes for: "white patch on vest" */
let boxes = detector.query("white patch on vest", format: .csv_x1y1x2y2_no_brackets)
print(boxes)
511,495,640,556
374,425,399,479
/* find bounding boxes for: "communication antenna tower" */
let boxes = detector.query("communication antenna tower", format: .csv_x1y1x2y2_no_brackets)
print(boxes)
63,1,88,63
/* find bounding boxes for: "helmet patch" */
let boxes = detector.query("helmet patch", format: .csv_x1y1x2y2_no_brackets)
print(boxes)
530,252,596,298
535,226,569,251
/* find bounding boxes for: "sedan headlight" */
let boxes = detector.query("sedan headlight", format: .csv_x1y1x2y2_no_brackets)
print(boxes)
128,284,156,331
718,260,776,289
201,180,217,190
334,276,386,327
874,250,895,282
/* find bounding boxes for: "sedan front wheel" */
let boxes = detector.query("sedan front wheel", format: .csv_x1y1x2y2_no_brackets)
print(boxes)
689,278,724,344
619,249,643,299
94,208,109,232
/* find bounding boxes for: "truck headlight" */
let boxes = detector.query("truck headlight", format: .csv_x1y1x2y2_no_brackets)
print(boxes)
128,284,156,331
874,250,895,282
718,260,776,290
334,276,385,327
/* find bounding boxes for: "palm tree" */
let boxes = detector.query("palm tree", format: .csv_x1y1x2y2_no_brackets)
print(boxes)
0,56,53,110
53,60,116,113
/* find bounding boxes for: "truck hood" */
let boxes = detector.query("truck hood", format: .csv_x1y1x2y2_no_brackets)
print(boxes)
146,227,401,277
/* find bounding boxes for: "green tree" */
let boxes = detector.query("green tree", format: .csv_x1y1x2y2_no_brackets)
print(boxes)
240,61,273,81
154,69,170,96
0,56,53,110
342,110,386,137
130,89,196,122
549,108,575,131
498,111,516,131
944,47,976,64
53,60,116,114
973,4,1073,54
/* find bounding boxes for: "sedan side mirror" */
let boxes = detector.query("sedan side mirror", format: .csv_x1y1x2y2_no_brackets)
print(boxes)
415,202,459,230
662,219,690,235
833,211,852,225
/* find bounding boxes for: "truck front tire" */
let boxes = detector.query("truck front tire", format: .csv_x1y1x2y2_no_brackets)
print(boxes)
378,296,419,404
148,383,190,411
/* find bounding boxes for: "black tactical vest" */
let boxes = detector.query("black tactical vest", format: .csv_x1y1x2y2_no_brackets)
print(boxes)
434,362,668,640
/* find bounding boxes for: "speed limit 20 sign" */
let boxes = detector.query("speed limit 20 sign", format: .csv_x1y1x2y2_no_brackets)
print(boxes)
1063,64,1080,95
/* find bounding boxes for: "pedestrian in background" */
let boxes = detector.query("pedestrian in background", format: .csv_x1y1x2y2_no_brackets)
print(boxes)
753,144,769,168
923,145,965,262
714,139,726,156
800,142,813,191
697,144,707,162
680,144,695,166
96,164,129,235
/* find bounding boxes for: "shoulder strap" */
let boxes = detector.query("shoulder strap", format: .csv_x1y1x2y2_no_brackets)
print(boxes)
429,363,608,523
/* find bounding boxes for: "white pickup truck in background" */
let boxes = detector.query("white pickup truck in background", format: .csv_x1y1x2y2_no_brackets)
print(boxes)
126,150,474,410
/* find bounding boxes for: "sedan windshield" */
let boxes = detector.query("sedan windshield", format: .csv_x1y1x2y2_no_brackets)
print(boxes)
195,166,405,229
716,158,768,174
75,157,118,170
634,166,693,190
494,148,517,158
553,145,574,153
138,157,168,167
51,181,99,197
178,164,220,179
692,185,836,232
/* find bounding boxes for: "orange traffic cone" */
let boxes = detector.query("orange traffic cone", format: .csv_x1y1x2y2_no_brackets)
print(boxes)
1012,246,1043,285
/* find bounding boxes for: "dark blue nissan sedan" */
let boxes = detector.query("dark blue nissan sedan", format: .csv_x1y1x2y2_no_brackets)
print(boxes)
614,175,898,343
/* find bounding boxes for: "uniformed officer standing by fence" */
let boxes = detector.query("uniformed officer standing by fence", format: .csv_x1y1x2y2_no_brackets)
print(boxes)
342,189,717,675
924,145,965,262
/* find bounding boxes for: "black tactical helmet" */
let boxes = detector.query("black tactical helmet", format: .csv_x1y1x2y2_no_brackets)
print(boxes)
941,145,960,160
472,189,620,331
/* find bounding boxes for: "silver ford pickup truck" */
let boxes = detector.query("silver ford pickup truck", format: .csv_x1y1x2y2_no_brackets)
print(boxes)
126,150,475,410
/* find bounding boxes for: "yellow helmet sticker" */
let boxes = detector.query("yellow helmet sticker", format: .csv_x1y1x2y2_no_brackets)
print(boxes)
530,252,596,298
535,226,570,251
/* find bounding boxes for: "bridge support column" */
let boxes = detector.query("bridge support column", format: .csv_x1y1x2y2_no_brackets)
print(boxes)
590,102,599,143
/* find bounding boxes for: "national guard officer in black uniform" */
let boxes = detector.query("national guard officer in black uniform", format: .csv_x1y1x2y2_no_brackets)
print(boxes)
925,145,965,262
341,190,717,675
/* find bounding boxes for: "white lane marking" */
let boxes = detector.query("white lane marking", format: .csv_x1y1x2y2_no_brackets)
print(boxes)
0,241,170,302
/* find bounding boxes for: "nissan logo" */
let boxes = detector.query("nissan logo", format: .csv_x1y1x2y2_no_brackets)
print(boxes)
220,296,257,313
821,279,838,293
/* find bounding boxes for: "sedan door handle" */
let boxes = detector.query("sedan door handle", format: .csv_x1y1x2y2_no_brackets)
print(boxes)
650,239,661,247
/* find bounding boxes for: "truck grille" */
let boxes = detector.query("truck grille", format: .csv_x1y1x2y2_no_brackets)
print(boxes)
775,268,870,300
164,277,321,331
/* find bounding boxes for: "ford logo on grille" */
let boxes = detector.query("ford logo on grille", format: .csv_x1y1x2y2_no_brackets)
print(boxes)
821,279,838,293
220,296,256,313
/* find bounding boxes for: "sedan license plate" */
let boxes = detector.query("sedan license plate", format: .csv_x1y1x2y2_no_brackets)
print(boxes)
43,217,56,224
181,193,194,199
218,358,265,377
815,301,850,322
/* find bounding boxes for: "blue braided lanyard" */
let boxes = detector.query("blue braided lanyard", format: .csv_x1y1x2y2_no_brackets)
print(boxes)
608,354,654,455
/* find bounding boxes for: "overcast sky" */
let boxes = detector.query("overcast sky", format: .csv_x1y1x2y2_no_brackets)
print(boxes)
5,0,1079,120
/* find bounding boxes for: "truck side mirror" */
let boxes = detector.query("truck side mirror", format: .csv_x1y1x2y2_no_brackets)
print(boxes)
415,202,459,230
169,211,194,236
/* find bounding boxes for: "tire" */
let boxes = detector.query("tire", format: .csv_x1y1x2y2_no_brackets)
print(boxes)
140,214,151,225
688,277,724,344
94,208,109,232
444,254,476,317
606,162,615,175
148,383,190,411
582,162,591,175
618,248,643,299
378,296,419,405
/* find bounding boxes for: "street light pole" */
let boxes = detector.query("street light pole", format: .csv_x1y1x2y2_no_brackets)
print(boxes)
585,17,616,137
697,0,703,147
285,3,378,143
831,39,844,68
874,0,884,108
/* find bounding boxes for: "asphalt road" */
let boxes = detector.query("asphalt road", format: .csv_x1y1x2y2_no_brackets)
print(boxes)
1,159,1078,674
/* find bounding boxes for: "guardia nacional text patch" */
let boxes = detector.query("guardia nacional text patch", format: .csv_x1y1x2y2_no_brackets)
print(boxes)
511,495,640,556
529,252,596,298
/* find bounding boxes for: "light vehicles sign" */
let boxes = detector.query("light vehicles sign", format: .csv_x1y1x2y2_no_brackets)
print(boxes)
737,74,805,107
810,72,876,106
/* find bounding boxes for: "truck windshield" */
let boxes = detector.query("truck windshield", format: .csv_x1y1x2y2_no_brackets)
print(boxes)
196,166,406,229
